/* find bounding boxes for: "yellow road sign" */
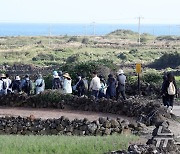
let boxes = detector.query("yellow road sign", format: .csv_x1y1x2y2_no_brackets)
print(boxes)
136,63,141,73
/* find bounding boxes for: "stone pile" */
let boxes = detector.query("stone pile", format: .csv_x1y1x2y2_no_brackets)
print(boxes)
0,116,138,136
109,121,180,154
0,91,171,126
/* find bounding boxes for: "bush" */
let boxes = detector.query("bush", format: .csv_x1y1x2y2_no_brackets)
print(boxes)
60,59,117,81
129,49,138,54
142,72,162,84
66,54,80,63
82,38,89,44
117,53,127,60
32,53,55,61
67,36,78,42
150,52,180,69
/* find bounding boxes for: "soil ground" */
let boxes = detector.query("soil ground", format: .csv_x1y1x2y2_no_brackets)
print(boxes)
0,107,135,122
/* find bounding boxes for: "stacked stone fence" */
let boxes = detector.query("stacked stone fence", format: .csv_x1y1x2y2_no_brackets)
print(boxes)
0,90,171,126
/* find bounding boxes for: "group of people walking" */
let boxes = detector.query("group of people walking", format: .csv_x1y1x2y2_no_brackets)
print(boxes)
0,69,127,100
89,69,126,100
50,69,127,100
1,70,178,109
0,73,45,96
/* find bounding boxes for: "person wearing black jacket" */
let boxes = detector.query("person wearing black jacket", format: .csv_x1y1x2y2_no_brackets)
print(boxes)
106,74,116,99
162,72,177,113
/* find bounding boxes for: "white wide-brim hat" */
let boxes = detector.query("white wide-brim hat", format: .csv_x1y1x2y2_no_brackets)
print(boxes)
15,76,21,80
117,69,124,74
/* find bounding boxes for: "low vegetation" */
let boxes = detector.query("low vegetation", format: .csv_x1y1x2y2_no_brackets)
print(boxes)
0,134,138,154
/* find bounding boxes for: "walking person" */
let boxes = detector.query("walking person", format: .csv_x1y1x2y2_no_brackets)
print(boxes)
116,69,126,100
161,74,168,107
52,71,62,90
4,74,12,94
0,74,7,96
35,74,45,94
20,74,33,96
89,71,101,99
99,75,107,98
162,72,177,113
63,73,72,94
106,74,116,99
11,75,21,93
75,74,89,97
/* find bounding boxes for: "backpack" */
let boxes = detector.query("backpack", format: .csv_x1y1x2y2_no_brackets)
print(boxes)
37,80,43,87
2,81,7,90
23,80,31,92
82,79,88,90
167,82,176,95
53,78,61,89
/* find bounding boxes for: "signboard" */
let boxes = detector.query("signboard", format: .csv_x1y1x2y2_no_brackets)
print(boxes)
136,63,141,73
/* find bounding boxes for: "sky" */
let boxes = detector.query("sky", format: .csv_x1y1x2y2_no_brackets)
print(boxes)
0,0,180,24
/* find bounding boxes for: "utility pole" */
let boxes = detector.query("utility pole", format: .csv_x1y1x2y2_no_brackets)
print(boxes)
137,17,143,45
168,25,171,35
93,22,95,36
84,24,87,36
48,24,52,47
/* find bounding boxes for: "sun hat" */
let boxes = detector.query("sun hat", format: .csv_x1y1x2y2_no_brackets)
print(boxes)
117,69,124,75
0,73,6,78
63,73,71,80
15,76,21,80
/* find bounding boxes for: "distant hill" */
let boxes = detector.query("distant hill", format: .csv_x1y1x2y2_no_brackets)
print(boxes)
107,29,155,41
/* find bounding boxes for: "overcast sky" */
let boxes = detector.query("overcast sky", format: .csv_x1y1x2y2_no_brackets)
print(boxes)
0,0,180,24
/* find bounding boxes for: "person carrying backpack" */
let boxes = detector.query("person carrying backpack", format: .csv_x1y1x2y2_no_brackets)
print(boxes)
116,69,126,100
11,75,21,94
162,72,177,113
0,73,7,96
20,74,32,96
4,74,12,94
76,74,88,97
35,74,45,94
52,71,62,89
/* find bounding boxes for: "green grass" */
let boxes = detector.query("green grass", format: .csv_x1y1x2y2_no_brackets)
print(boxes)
0,35,180,67
175,76,180,88
0,134,138,154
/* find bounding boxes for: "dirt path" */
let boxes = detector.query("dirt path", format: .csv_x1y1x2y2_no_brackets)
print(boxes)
0,107,136,122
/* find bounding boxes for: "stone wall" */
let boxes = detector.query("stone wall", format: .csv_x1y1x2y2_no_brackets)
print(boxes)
0,116,137,136
0,90,171,126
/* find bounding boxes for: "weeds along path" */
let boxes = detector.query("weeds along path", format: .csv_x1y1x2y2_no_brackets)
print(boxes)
0,107,136,122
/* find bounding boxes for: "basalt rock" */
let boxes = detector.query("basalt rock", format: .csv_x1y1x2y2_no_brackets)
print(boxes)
0,116,133,136
0,91,172,126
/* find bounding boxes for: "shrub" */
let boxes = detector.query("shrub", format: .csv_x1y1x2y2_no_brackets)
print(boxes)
117,53,127,60
150,52,180,69
66,54,80,63
129,49,138,54
142,72,162,84
82,38,89,44
67,36,78,42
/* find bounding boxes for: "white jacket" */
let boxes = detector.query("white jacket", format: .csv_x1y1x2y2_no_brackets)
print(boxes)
0,79,6,95
35,79,45,94
89,76,101,91
63,79,72,94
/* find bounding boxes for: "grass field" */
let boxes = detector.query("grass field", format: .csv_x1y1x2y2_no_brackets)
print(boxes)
0,134,138,154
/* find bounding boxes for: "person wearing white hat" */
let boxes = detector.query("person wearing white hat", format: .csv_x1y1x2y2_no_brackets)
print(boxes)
52,71,63,89
35,74,45,94
116,69,126,100
63,73,72,94
11,75,21,93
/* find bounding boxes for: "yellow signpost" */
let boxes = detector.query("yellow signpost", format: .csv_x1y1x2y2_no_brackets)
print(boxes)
136,63,141,73
136,63,142,94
